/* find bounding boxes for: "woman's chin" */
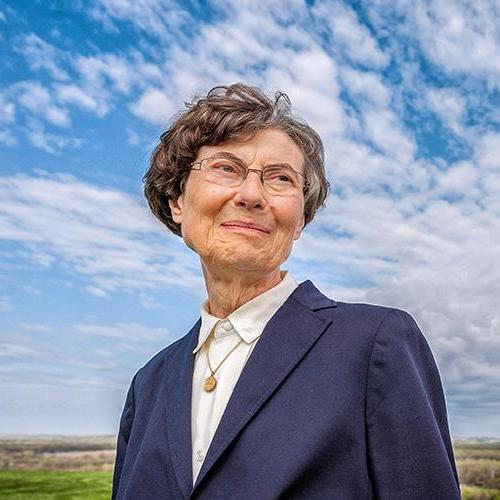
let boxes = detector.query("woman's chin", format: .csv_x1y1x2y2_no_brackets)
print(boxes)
223,257,269,272
205,252,275,274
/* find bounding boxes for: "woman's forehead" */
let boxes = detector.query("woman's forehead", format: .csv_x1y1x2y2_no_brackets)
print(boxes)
197,129,304,168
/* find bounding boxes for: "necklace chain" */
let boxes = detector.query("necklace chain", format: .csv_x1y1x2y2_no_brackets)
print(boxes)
203,323,243,392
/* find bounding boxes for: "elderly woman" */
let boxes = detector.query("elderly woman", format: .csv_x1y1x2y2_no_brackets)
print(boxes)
112,84,460,499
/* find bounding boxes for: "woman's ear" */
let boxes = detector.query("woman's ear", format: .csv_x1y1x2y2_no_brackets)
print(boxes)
293,213,305,240
168,195,184,224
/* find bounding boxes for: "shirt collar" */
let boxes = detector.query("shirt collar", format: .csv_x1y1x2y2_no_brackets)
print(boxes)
193,271,298,354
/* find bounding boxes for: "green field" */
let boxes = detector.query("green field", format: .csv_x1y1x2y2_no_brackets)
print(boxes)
461,485,500,500
454,441,500,499
0,436,499,498
0,470,112,500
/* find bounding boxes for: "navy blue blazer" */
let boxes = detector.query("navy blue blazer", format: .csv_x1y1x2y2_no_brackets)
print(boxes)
112,280,460,499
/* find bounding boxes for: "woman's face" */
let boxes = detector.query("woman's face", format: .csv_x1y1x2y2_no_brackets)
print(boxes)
168,128,306,276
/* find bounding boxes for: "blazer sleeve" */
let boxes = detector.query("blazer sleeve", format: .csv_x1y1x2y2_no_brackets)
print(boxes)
366,309,461,499
112,373,137,500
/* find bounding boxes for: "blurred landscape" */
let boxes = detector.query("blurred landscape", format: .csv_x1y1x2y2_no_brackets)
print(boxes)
0,436,499,499
0,436,115,472
0,436,114,499
454,438,500,500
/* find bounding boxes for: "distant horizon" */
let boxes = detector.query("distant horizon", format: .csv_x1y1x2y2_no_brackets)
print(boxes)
1,433,500,441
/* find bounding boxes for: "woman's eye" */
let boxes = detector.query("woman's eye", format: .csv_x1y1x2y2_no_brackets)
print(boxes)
268,172,292,183
265,166,296,184
215,162,237,173
277,175,292,183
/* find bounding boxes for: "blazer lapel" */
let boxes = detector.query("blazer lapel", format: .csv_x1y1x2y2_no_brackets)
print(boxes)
191,280,337,494
164,318,200,499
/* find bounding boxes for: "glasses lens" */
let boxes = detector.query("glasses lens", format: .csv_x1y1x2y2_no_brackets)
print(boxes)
203,158,245,185
263,165,301,193
198,157,305,194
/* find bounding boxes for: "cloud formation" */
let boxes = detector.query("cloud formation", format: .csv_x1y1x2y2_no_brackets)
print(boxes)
0,172,202,297
0,0,499,436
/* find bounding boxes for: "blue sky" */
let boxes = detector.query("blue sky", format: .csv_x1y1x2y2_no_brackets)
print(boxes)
1,0,499,437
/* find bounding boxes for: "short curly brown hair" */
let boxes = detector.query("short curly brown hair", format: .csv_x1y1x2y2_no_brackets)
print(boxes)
143,83,330,236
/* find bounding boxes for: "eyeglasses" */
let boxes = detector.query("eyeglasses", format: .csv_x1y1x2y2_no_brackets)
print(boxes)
188,153,310,195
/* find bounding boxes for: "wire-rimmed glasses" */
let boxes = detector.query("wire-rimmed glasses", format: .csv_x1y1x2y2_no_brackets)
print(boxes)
188,152,310,195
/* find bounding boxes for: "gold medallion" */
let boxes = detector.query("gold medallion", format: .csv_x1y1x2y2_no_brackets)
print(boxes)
203,375,217,392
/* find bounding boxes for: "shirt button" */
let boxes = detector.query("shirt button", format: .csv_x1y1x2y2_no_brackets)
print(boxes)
221,320,233,331
195,449,205,462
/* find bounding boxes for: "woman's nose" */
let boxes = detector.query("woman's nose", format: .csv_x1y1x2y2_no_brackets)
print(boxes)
232,169,267,209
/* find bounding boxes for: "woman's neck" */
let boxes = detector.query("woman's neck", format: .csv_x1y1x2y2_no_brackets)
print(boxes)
201,263,284,318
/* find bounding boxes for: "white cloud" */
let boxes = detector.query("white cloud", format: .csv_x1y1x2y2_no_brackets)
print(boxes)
0,297,12,313
0,85,17,146
274,48,345,137
15,81,70,127
0,130,16,146
19,323,50,332
126,127,140,145
89,0,190,40
86,285,108,297
74,53,134,94
91,0,346,136
313,0,389,69
474,132,500,171
54,83,100,114
129,87,176,125
0,342,37,357
14,33,70,81
434,161,480,198
339,66,390,109
473,133,500,217
26,120,82,154
7,32,167,131
0,172,202,296
426,87,466,134
363,108,416,164
369,0,500,86
0,93,15,124
75,321,169,342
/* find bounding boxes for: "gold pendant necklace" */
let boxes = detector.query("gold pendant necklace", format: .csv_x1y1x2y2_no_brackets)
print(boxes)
203,375,217,392
204,329,243,392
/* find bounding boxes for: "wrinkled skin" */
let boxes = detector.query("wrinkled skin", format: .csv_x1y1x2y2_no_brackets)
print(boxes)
169,128,305,316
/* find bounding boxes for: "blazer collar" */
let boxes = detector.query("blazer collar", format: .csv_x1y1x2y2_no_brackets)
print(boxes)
163,279,336,498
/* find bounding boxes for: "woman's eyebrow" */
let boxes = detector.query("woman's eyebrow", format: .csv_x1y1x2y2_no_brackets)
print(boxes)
210,151,244,162
211,151,295,169
264,161,294,168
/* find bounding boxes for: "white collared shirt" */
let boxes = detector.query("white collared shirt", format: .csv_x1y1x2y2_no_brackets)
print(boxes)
191,271,298,485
